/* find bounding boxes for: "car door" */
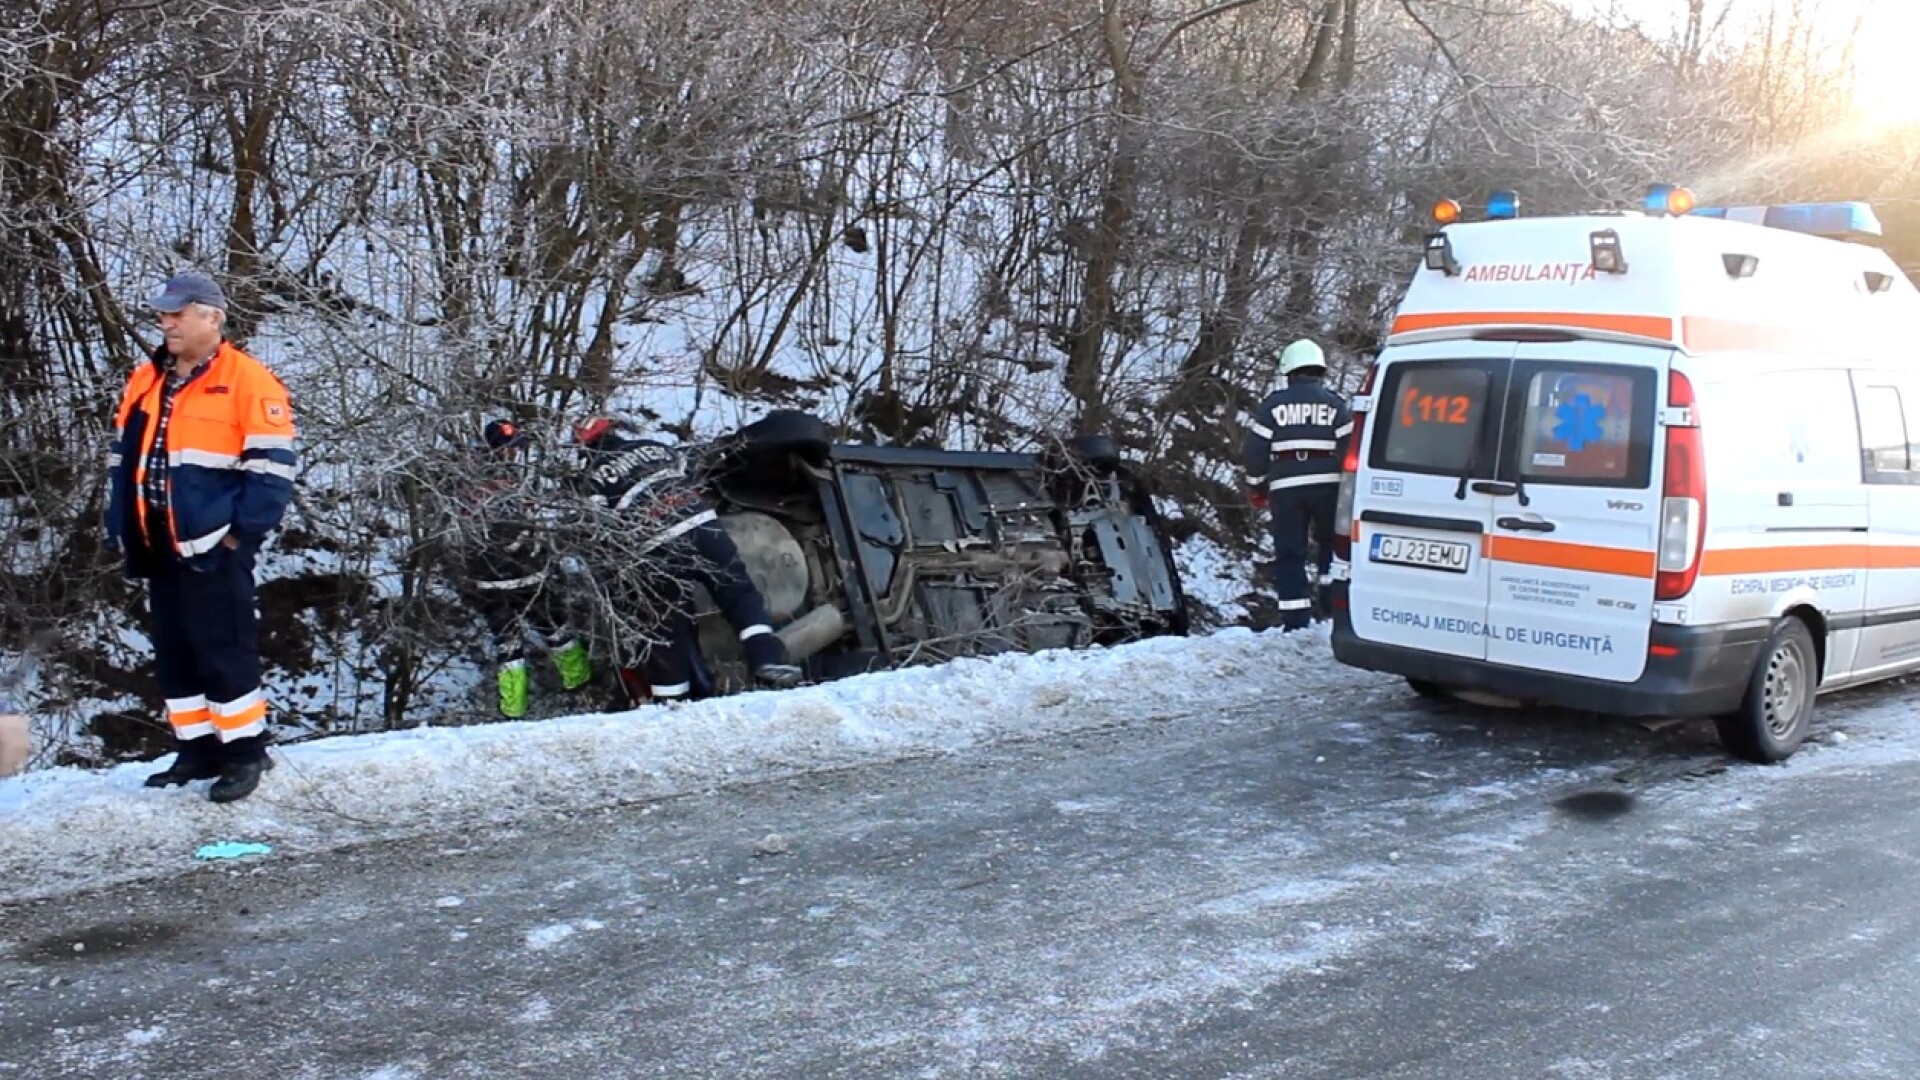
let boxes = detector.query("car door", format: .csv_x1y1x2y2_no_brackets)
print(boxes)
1347,341,1514,661
1850,373,1920,678
1692,367,1868,682
1478,343,1666,682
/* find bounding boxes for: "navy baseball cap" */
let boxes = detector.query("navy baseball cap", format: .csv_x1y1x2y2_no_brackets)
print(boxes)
147,272,228,313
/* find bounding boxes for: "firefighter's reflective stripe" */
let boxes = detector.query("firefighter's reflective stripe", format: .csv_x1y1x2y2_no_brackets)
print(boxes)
177,524,231,557
1269,473,1341,491
1275,598,1314,611
738,624,773,640
1271,438,1337,454
636,508,719,555
167,695,215,740
210,689,268,741
652,681,692,699
614,480,665,512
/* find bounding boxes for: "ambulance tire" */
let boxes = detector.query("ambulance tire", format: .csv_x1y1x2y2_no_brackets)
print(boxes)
1717,617,1817,764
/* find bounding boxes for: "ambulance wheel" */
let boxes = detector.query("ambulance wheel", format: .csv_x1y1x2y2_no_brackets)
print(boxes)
1717,617,1817,764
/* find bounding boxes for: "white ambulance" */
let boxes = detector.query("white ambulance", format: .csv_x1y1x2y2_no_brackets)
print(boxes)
1328,187,1920,763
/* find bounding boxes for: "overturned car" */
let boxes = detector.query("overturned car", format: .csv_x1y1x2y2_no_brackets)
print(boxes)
647,411,1191,698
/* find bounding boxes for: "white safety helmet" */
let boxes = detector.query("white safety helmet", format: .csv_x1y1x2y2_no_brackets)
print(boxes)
1278,338,1327,376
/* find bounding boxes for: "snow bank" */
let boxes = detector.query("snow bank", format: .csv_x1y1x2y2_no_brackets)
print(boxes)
0,627,1388,904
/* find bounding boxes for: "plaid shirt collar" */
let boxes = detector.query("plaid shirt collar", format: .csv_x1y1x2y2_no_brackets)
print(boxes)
164,346,219,388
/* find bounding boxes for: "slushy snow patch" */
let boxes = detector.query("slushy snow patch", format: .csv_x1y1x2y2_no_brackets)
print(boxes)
0,627,1388,903
524,923,578,950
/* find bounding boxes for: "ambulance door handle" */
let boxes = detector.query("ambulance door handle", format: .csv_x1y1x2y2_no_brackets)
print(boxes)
1777,491,1794,507
1496,516,1557,534
1471,481,1519,497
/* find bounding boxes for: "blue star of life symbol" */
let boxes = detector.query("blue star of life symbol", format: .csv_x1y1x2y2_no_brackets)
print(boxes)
1551,393,1606,452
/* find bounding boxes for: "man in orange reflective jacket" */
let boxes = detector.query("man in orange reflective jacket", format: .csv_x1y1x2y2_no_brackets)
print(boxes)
104,272,297,803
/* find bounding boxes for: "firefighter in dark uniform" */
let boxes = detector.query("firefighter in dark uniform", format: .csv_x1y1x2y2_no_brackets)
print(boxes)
451,419,592,719
571,417,803,701
1240,339,1354,632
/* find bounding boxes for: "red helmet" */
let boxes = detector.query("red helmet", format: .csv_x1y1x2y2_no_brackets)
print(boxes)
482,419,527,451
573,416,614,447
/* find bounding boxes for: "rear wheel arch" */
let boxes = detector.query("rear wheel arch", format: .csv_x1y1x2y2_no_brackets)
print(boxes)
1779,604,1828,684
1716,613,1821,764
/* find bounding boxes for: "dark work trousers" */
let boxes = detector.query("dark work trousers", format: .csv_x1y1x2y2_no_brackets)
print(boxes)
148,541,270,767
1268,480,1340,631
466,583,567,664
634,520,785,698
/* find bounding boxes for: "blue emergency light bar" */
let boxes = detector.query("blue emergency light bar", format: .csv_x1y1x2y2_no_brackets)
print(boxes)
1688,201,1883,240
1486,189,1520,220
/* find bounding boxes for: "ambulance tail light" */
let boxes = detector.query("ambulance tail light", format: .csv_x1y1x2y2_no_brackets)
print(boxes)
1655,370,1706,601
1332,419,1364,560
1331,363,1378,562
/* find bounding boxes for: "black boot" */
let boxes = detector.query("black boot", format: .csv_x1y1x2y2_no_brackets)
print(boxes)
752,661,804,688
743,634,803,689
145,737,224,788
209,755,274,804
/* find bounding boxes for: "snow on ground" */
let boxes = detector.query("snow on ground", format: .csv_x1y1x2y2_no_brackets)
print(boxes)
1173,534,1259,623
0,626,1386,905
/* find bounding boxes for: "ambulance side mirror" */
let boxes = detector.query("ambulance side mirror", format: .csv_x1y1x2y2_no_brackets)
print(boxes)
1423,232,1460,277
1865,271,1895,294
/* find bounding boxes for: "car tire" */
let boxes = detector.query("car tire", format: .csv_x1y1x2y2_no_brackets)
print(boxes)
736,410,832,463
1043,434,1122,486
1716,617,1817,764
1068,434,1121,470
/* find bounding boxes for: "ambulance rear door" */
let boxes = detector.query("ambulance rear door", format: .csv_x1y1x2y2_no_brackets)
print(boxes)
1479,341,1668,682
1347,340,1516,661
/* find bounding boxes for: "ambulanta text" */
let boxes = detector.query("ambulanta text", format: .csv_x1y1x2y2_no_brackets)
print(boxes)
1460,262,1597,286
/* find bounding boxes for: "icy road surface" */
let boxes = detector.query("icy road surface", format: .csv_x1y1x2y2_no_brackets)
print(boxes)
6,672,1920,1078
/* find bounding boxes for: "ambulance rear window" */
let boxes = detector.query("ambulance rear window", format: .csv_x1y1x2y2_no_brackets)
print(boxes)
1510,365,1656,487
1373,363,1495,475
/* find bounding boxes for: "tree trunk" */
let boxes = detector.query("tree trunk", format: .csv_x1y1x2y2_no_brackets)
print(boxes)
1065,0,1145,437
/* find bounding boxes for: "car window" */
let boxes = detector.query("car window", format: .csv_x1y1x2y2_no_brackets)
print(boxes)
1509,364,1655,488
1856,383,1910,477
1372,362,1498,476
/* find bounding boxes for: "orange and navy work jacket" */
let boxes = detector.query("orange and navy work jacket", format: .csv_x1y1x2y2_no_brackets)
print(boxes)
105,341,298,575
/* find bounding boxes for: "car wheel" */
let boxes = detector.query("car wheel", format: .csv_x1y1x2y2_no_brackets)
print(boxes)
1068,434,1121,471
1716,617,1817,764
736,410,833,463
